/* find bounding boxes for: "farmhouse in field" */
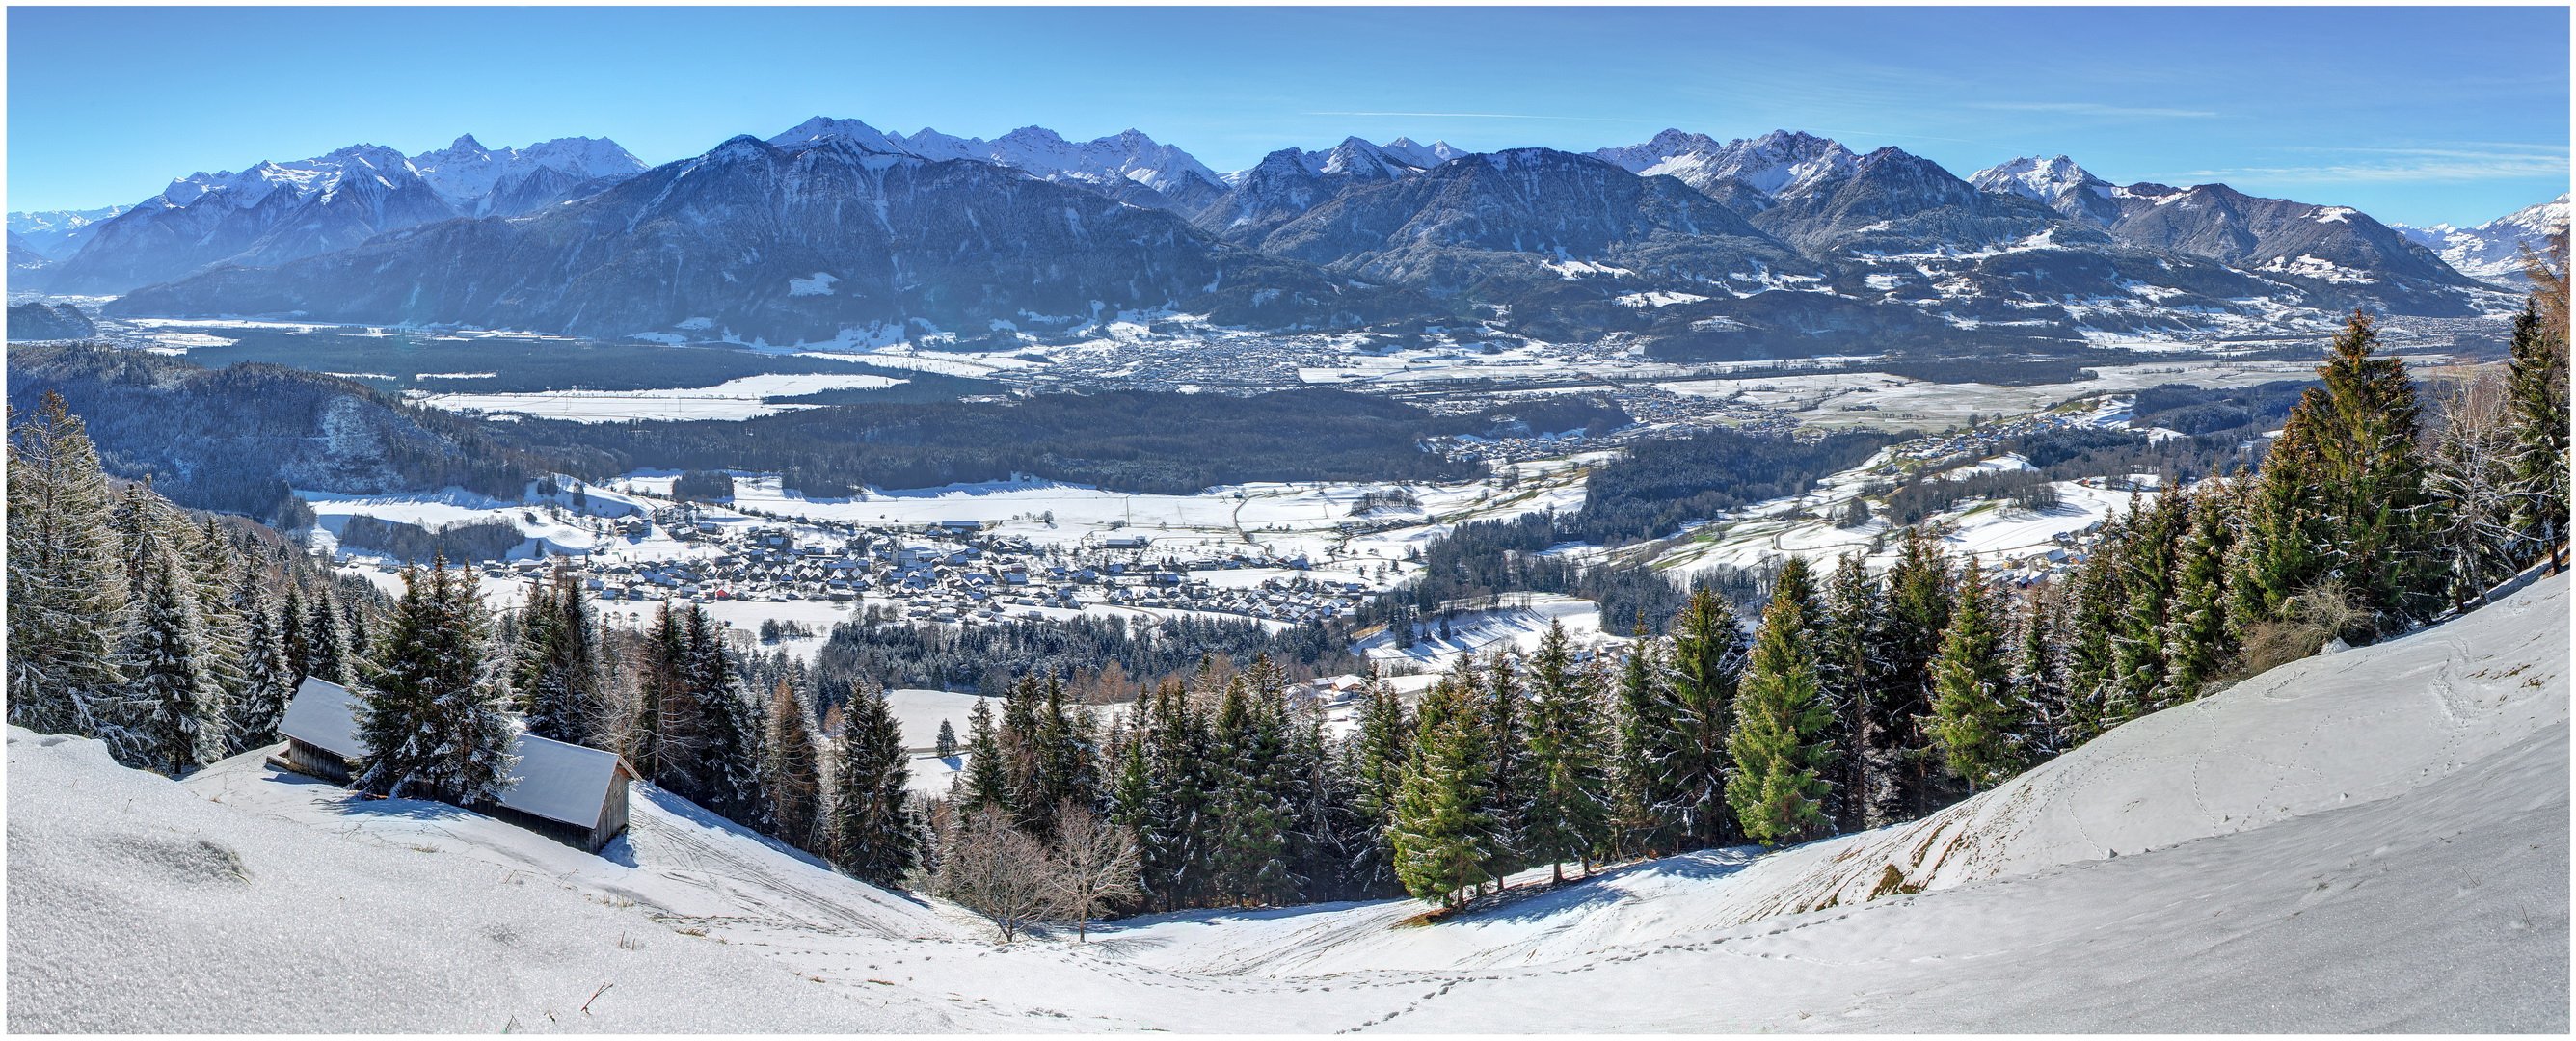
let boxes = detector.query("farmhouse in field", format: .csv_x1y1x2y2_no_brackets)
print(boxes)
273,677,638,852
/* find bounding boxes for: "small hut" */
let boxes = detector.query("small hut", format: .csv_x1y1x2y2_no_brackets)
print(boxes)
273,678,639,853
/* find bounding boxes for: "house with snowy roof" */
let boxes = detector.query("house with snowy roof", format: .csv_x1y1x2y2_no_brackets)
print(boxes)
273,677,640,853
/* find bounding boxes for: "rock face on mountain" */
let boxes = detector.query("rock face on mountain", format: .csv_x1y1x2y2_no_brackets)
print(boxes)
41,137,644,295
6,302,96,342
110,135,1413,344
2396,194,2570,285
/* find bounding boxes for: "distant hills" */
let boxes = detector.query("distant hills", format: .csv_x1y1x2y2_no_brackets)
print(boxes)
15,120,2558,357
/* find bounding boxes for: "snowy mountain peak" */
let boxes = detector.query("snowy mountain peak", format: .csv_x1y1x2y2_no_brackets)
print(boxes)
766,116,906,154
407,134,645,212
1591,127,1857,200
1970,155,2109,201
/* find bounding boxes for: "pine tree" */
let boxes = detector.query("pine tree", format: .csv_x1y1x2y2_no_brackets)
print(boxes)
763,678,823,848
935,718,960,759
1929,557,2023,791
122,546,226,776
1664,587,1747,848
354,561,517,804
1612,629,1678,856
2011,583,2074,759
954,697,1011,815
1727,582,1834,845
303,583,351,685
1521,621,1612,879
683,607,768,828
831,682,920,885
2105,491,2189,722
515,567,602,744
2506,248,2570,558
2159,483,2241,703
1478,649,1528,877
1814,552,1884,832
227,586,299,754
6,392,132,740
1387,676,1498,910
280,584,312,681
1876,528,1954,817
1347,665,1412,890
2241,311,2443,632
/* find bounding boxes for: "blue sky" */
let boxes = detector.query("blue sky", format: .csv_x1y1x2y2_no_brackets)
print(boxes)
8,6,2567,226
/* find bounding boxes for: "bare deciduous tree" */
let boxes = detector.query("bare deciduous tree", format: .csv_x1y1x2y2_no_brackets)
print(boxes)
1044,801,1141,942
932,805,1052,943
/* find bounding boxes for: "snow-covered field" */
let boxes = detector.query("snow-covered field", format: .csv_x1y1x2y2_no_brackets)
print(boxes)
412,372,907,423
13,574,2563,1032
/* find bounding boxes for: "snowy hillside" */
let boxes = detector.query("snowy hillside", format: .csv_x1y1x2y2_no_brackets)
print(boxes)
11,575,2565,1031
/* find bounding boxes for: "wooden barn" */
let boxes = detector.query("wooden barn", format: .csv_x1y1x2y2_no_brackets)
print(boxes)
273,677,640,853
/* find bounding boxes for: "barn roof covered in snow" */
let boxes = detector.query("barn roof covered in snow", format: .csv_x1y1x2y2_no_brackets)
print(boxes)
274,678,636,829
279,677,366,761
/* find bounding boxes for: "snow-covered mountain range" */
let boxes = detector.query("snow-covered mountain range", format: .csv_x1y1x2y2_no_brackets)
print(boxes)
2393,193,2570,285
19,120,2542,352
32,136,643,295
6,204,131,260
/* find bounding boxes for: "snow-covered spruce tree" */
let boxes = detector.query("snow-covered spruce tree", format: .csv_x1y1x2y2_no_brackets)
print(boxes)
6,392,132,740
831,681,920,885
1727,579,1834,846
1612,626,1679,857
934,718,959,759
683,606,768,829
762,678,823,849
953,696,1011,816
1348,664,1412,841
1873,528,1957,818
1814,552,1885,832
514,568,603,745
1663,586,1747,848
279,583,312,681
122,545,226,776
186,518,250,720
302,582,351,685
1929,557,2024,791
1477,649,1529,879
226,586,299,754
1388,675,1498,910
1521,620,1612,880
2507,243,2570,557
1208,674,1298,905
2158,483,2241,705
354,561,517,804
2011,582,2075,760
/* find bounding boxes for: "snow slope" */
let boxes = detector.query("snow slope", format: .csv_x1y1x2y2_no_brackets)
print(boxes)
11,576,2565,1032
6,732,961,1032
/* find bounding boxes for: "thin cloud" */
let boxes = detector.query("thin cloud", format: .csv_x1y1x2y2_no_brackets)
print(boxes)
2169,143,2568,184
1302,111,1649,123
1972,101,2221,120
